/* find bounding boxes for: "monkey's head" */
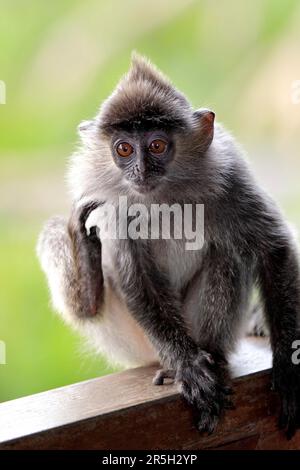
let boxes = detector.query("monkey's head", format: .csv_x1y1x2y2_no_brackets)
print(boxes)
75,54,215,199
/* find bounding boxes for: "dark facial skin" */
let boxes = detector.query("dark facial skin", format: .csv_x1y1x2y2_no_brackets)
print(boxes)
111,130,175,193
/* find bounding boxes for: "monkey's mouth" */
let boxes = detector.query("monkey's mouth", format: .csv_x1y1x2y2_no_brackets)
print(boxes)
131,178,163,194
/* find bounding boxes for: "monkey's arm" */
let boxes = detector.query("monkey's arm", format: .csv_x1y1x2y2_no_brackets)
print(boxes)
37,202,104,320
117,240,233,433
259,241,300,438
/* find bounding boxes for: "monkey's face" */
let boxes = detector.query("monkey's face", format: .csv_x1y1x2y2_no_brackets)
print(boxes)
110,130,175,193
78,56,215,201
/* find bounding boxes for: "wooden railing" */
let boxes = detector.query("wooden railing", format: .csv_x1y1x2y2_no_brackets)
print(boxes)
1,365,300,450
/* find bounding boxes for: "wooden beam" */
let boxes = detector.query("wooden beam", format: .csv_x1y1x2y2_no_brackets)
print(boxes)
0,366,300,450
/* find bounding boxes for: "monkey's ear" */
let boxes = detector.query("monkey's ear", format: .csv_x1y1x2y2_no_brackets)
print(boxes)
77,120,96,137
193,109,215,152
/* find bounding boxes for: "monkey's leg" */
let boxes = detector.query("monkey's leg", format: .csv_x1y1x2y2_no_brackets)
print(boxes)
117,240,234,434
37,202,104,320
259,242,300,438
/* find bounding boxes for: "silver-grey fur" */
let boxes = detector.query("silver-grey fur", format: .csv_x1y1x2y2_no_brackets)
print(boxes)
37,54,300,436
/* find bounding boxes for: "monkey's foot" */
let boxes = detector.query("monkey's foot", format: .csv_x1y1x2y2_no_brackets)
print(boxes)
153,369,176,385
246,304,269,337
273,357,300,439
177,349,234,434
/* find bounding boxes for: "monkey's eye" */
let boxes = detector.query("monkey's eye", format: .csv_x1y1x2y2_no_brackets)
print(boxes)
149,139,167,155
116,142,134,158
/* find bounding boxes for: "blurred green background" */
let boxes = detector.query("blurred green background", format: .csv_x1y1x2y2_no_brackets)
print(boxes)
1,0,300,402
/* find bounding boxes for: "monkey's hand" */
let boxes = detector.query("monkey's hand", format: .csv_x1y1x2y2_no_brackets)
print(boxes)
176,349,233,434
68,201,104,317
272,354,300,439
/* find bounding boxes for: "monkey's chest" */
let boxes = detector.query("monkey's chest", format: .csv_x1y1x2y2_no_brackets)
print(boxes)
150,239,203,291
98,238,202,367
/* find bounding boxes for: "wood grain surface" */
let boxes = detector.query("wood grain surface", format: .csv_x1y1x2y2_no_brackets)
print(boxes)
0,365,300,450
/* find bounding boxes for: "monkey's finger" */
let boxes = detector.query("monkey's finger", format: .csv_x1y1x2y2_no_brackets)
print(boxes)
197,411,219,435
78,201,104,231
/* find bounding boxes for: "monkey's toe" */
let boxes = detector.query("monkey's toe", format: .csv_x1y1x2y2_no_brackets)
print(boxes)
246,305,269,337
153,369,176,386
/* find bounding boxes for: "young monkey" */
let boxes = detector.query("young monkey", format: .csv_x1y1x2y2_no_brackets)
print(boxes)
37,54,300,436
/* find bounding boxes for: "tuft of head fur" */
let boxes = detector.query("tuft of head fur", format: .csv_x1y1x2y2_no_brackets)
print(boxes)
69,54,242,204
99,53,193,133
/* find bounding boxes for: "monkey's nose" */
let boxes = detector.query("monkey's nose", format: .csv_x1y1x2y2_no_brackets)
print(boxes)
134,162,148,183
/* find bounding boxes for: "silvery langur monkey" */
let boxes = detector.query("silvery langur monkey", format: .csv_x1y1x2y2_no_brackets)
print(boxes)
37,54,300,437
